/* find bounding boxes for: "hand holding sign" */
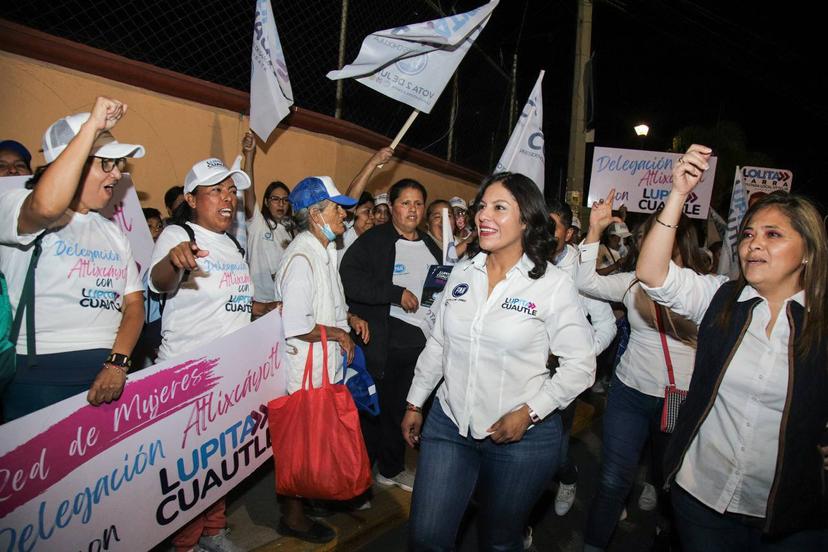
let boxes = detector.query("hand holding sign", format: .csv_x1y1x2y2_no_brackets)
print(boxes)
673,144,712,196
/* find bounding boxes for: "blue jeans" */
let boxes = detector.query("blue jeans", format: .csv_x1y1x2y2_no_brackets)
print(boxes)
584,374,672,548
672,484,827,551
409,399,562,552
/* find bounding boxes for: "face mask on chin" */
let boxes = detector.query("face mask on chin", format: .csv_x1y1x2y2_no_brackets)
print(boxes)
314,210,337,242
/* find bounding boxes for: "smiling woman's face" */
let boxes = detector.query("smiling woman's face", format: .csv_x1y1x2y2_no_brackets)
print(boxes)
475,181,524,255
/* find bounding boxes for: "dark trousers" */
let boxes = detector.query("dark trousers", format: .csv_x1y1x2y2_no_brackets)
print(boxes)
2,348,109,421
584,374,673,548
672,484,827,552
361,343,421,478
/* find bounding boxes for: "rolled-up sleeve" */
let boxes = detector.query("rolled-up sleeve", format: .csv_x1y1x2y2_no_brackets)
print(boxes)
527,277,596,419
639,261,728,325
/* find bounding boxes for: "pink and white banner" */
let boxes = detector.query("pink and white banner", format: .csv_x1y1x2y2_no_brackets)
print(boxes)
0,311,286,551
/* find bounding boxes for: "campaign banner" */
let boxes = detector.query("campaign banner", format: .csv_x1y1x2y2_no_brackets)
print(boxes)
740,165,793,201
495,70,545,192
100,174,154,280
717,166,749,278
327,1,498,114
588,147,718,219
250,0,294,141
0,174,154,280
0,311,286,551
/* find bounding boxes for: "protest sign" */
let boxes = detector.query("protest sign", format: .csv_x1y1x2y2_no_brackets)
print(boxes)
1,174,153,280
587,147,717,219
717,166,749,278
100,174,154,280
495,70,545,192
327,1,498,115
739,165,793,200
0,311,286,551
250,0,294,141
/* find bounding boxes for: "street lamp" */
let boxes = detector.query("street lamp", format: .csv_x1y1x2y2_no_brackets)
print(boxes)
634,123,649,137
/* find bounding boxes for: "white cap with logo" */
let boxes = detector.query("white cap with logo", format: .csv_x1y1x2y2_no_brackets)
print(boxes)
184,158,251,193
41,112,146,163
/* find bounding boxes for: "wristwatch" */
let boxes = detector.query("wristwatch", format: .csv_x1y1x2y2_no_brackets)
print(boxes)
105,353,132,370
527,405,542,424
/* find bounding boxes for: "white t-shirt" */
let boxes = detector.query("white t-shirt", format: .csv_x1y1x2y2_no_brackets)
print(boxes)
149,223,252,360
389,238,436,332
0,188,143,354
246,206,291,302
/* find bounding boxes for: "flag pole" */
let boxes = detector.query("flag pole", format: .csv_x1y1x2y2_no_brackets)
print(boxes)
378,109,420,168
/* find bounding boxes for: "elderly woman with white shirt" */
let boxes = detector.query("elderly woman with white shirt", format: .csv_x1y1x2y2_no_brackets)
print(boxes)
402,172,596,551
636,144,828,552
273,176,369,544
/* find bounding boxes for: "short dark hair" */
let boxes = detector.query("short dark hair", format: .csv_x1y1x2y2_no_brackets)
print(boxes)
142,207,161,220
164,185,184,210
389,178,427,204
546,198,573,230
356,191,374,208
473,172,555,279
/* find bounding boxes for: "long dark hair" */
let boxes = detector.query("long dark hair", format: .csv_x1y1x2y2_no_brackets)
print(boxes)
261,181,290,224
472,172,554,279
716,192,827,358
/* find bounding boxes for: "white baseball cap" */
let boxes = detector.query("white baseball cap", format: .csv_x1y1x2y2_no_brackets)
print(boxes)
41,112,146,164
184,158,251,193
449,196,468,210
608,222,632,238
374,192,390,207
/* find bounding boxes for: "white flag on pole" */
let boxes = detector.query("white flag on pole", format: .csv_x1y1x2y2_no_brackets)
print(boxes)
327,1,499,114
495,70,545,192
250,0,293,141
717,166,748,279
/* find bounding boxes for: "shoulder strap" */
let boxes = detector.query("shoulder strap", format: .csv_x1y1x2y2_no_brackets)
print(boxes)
10,230,48,367
224,231,245,257
652,303,676,387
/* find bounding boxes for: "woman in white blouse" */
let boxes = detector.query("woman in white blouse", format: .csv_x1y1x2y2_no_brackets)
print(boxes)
402,172,596,551
636,144,828,551
578,190,709,551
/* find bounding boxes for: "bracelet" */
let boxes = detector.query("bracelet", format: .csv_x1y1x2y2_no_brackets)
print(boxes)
406,403,422,413
105,363,128,377
655,218,679,229
106,352,132,369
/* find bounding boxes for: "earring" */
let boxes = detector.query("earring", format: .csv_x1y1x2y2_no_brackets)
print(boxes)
802,259,808,265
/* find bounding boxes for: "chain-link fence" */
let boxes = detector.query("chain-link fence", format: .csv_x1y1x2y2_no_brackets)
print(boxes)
5,0,518,175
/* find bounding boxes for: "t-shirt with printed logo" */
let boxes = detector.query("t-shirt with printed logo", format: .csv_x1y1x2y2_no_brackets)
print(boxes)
0,188,143,354
149,222,252,361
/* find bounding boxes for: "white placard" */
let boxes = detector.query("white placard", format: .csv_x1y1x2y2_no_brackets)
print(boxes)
588,147,718,219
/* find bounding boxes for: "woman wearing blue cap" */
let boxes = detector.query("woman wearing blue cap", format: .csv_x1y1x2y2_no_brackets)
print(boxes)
0,140,33,177
274,175,370,543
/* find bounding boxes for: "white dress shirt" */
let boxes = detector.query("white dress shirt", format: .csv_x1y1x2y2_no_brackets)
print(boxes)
407,253,596,439
577,242,697,396
641,262,801,517
554,244,617,355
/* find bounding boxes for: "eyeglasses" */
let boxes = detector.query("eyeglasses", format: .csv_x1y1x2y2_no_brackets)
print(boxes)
100,157,127,173
268,196,290,204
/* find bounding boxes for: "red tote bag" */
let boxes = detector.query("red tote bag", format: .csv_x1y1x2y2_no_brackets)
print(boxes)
267,327,372,500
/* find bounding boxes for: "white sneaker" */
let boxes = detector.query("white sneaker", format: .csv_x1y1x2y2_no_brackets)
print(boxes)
619,507,628,521
638,483,658,511
522,525,533,550
554,482,577,516
376,470,415,492
198,528,243,552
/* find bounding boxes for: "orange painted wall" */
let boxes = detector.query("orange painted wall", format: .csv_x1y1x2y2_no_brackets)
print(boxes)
0,51,479,213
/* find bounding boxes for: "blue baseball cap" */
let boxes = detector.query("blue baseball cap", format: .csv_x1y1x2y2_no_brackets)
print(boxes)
0,140,32,166
289,176,357,211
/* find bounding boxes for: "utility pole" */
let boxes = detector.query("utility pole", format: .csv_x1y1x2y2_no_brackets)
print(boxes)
566,0,592,217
